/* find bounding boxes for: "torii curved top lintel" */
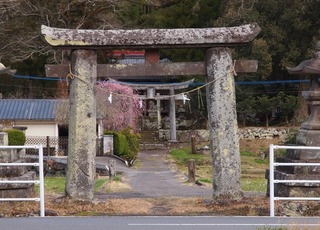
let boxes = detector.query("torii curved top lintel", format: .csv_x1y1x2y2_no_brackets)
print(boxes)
107,78,194,90
41,23,261,49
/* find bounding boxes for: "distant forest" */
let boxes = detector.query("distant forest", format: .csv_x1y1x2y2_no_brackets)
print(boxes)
0,0,319,125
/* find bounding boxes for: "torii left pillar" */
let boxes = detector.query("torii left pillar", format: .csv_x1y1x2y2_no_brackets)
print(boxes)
206,48,242,198
66,50,97,200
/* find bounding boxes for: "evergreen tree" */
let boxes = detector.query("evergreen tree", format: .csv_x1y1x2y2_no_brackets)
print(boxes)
256,95,274,127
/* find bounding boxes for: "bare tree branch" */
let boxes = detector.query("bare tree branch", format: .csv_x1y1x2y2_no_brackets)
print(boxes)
0,0,130,63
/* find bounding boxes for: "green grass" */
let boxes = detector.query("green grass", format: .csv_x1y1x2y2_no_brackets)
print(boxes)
112,175,122,182
254,158,268,164
240,150,256,157
170,147,269,193
197,178,212,184
170,148,209,165
37,176,107,195
94,178,106,191
44,177,65,194
241,178,267,192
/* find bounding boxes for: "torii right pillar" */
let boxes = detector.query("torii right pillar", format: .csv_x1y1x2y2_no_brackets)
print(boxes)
206,47,242,199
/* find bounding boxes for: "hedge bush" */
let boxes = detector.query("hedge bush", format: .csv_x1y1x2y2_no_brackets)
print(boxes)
111,132,129,159
120,128,140,162
4,129,26,146
105,128,140,162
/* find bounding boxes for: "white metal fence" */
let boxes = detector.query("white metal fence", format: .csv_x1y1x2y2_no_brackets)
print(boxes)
269,144,320,217
0,145,45,217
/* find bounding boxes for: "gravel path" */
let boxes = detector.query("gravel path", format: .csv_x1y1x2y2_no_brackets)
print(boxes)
99,150,212,198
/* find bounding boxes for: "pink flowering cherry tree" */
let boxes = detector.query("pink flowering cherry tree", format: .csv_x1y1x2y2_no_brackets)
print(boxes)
96,81,144,132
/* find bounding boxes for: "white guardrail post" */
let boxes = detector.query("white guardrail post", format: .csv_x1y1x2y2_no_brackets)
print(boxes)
269,145,320,217
0,145,45,217
269,144,275,217
38,144,45,217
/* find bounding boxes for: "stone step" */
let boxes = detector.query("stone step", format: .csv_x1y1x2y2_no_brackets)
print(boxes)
276,157,320,175
273,170,320,182
268,170,320,197
286,148,320,161
139,131,159,142
139,142,168,151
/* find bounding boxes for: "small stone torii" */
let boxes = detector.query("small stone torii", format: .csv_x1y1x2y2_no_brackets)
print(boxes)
41,24,261,200
107,78,195,138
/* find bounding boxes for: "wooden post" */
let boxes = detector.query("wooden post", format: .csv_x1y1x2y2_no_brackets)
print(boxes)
191,135,196,154
65,49,97,201
156,93,161,130
187,159,196,183
46,136,50,156
206,47,242,199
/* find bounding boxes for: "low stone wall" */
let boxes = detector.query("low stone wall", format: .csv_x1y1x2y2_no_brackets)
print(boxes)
238,127,291,140
159,127,293,143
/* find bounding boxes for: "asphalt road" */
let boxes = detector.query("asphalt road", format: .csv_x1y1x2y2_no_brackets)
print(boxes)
0,216,319,230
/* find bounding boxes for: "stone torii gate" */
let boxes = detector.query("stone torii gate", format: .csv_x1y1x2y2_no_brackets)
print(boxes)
41,24,260,200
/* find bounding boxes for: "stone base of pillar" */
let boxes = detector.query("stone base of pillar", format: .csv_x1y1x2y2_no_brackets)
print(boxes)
296,129,320,147
212,192,244,201
267,170,320,197
168,139,178,143
269,128,320,197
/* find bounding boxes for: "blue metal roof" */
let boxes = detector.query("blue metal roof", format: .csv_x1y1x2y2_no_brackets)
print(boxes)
0,99,58,120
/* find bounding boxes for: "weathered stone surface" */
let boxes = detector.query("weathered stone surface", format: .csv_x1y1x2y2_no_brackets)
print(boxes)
296,129,320,147
158,127,289,142
0,159,28,177
0,132,8,145
286,148,320,161
0,149,20,163
267,170,320,198
0,185,34,199
278,201,313,216
65,49,97,201
300,90,320,130
205,47,242,199
41,24,261,49
238,127,290,140
0,171,36,190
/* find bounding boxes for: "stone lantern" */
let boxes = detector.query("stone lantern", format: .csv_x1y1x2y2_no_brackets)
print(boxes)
271,42,320,199
287,41,320,148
